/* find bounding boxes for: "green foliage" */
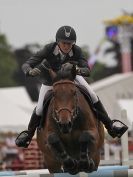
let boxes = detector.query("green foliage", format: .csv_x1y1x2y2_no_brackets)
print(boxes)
90,62,107,81
81,45,90,59
0,34,17,87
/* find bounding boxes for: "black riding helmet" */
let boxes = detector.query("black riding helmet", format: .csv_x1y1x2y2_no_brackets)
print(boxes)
56,26,76,43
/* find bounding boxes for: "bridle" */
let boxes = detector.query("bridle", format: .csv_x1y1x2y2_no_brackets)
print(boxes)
52,80,79,124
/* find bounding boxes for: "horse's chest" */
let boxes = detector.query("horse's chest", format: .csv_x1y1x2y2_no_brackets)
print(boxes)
60,133,80,152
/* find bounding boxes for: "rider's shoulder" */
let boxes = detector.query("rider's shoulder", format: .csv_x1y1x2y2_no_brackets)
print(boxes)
44,42,57,52
73,44,82,54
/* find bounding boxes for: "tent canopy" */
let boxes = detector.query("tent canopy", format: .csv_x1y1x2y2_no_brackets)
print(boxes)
0,87,36,132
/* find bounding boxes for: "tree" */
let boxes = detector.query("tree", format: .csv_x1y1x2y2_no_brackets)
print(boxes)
0,34,17,87
89,62,106,82
81,45,90,59
14,44,42,101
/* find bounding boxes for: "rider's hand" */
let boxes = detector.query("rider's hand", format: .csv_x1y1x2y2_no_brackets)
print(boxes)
76,66,90,77
76,65,81,75
29,68,41,76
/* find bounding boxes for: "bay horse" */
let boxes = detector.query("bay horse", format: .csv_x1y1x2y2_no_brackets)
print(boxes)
37,63,104,174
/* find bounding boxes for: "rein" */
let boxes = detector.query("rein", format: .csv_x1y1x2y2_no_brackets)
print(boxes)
53,80,75,87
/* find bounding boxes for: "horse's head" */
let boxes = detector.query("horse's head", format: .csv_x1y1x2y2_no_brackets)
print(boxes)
51,62,77,83
52,80,78,134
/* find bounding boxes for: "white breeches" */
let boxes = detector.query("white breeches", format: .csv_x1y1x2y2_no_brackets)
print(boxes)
75,75,98,103
35,75,98,116
36,85,53,115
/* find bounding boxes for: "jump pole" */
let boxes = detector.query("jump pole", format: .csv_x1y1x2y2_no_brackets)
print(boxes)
0,165,132,177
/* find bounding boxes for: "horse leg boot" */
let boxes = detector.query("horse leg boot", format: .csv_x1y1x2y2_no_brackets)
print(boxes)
48,133,78,174
79,131,95,173
94,100,128,138
15,108,41,148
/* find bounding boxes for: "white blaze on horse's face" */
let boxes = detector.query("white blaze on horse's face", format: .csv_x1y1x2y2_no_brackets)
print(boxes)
53,80,77,134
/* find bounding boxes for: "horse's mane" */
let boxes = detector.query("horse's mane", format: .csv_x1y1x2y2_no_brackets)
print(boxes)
53,63,77,83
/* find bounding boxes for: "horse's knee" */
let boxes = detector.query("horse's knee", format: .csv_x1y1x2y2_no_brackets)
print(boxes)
79,131,95,147
48,133,60,145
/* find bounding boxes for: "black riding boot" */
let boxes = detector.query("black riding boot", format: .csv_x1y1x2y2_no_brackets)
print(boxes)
15,108,41,148
93,100,128,138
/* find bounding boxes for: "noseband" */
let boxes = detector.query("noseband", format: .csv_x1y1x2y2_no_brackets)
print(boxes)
52,80,78,123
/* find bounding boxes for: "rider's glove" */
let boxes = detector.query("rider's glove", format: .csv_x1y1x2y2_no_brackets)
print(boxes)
76,66,90,77
76,65,81,75
80,68,90,77
29,68,41,76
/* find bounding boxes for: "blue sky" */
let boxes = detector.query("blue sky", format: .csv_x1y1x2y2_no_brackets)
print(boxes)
0,0,132,52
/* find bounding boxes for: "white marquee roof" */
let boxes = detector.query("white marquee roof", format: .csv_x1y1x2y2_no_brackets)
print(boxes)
118,99,133,129
0,87,36,132
91,72,133,128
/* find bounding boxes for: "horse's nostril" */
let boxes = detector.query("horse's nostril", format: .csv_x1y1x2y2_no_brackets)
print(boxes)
58,122,62,128
68,121,72,128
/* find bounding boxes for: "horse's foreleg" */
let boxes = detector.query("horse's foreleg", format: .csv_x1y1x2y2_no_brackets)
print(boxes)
48,133,78,174
79,131,96,172
48,133,68,160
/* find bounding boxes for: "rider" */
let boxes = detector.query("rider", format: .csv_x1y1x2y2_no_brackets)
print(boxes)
15,25,128,148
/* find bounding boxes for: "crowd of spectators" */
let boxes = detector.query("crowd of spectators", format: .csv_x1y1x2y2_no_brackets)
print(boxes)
0,132,24,171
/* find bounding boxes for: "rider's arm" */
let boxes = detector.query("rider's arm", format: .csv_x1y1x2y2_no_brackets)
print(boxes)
22,44,51,76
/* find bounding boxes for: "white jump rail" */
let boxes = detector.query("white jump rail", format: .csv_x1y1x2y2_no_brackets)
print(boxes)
0,166,132,177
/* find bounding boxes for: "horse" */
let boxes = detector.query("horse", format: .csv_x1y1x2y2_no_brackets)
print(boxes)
37,63,104,174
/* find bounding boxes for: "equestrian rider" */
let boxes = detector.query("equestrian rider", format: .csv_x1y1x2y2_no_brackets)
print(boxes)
15,26,128,148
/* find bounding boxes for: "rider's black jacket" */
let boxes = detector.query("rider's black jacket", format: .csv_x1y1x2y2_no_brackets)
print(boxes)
22,42,90,85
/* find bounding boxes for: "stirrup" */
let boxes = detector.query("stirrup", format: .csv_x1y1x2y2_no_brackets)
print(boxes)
15,130,32,148
110,120,128,138
112,119,127,127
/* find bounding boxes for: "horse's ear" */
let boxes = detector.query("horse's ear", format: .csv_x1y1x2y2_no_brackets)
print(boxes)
71,64,77,79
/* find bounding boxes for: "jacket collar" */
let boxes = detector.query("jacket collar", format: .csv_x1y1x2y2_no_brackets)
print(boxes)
53,45,73,57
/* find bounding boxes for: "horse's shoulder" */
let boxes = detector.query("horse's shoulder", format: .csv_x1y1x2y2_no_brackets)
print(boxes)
76,84,94,106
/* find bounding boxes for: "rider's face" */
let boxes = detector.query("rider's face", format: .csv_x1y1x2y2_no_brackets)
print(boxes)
58,41,73,54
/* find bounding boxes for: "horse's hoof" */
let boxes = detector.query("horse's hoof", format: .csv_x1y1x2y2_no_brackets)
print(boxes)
87,158,95,173
69,169,79,175
79,159,89,171
78,158,95,173
63,158,78,174
59,169,64,173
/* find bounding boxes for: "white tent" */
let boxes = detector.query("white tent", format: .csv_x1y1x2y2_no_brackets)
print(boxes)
118,99,133,130
0,87,36,133
91,72,133,127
